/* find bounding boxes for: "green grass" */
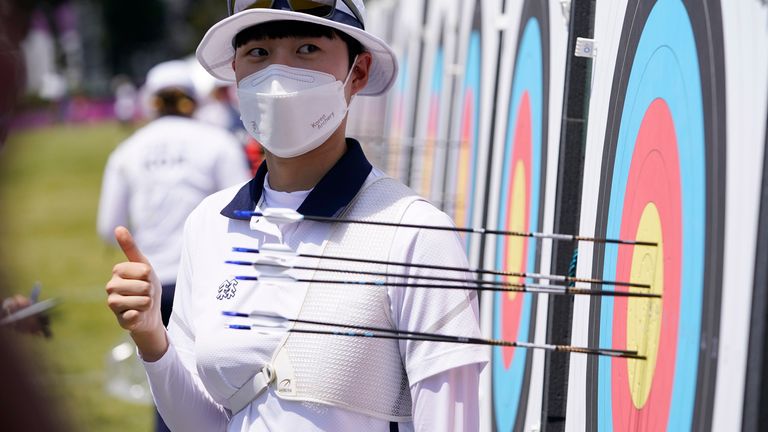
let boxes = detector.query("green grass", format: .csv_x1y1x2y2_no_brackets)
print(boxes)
0,122,154,431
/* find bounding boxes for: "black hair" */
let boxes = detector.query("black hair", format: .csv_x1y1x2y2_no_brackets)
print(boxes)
152,88,196,118
233,20,364,69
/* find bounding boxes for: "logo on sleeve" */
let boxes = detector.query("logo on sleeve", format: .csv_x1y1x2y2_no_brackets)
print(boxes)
216,279,239,300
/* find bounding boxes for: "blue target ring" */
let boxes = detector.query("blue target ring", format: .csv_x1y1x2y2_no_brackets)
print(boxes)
453,31,482,249
464,32,481,227
492,17,544,431
597,0,706,430
387,53,410,179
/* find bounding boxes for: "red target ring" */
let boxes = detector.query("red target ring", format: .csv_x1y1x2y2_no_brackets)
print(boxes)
500,92,533,368
610,99,682,430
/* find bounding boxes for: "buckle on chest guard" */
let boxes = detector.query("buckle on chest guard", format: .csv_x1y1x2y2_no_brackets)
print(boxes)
226,364,277,415
262,363,276,386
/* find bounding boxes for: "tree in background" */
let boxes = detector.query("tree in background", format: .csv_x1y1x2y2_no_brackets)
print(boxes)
101,0,227,87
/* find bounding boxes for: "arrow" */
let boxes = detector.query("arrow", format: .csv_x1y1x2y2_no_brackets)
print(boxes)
234,208,658,247
230,244,652,289
223,311,645,360
227,265,660,299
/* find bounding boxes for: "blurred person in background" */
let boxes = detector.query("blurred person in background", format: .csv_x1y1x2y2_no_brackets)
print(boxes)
195,79,242,133
243,135,265,176
190,70,265,175
97,58,251,432
0,0,30,147
194,81,265,175
0,327,72,431
1,286,53,337
1,2,73,430
112,74,139,127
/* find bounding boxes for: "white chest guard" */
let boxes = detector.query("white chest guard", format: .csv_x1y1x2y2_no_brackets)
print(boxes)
225,176,421,421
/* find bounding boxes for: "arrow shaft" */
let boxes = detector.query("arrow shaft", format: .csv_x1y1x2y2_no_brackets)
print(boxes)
227,314,644,359
238,211,658,247
233,274,660,299
233,248,650,289
267,262,654,295
252,261,647,292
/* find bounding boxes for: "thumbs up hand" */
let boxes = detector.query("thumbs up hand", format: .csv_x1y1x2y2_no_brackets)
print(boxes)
106,226,168,361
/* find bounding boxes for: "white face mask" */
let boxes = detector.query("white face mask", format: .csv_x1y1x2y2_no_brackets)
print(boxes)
237,63,355,158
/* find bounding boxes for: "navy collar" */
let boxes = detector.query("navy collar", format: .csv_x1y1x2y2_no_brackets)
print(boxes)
220,139,373,220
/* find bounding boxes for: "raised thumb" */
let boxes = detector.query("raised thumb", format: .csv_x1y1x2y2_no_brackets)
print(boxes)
114,226,149,264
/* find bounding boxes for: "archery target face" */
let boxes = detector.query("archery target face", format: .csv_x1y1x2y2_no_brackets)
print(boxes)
492,1,549,428
381,0,425,184
585,0,725,430
419,46,445,197
451,31,481,232
446,0,489,259
386,54,411,181
411,1,457,204
602,99,682,429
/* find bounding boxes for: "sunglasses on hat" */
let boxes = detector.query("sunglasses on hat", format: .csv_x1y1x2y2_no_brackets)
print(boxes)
229,0,365,30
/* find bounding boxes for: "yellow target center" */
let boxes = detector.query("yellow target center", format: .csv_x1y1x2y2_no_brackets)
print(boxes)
505,161,527,301
626,203,664,409
454,141,471,226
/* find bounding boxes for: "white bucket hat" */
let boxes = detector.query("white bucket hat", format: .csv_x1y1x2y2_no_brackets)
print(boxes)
143,60,196,98
196,0,397,96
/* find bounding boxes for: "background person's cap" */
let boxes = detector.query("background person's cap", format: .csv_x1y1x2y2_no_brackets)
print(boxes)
143,60,197,99
196,0,397,96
